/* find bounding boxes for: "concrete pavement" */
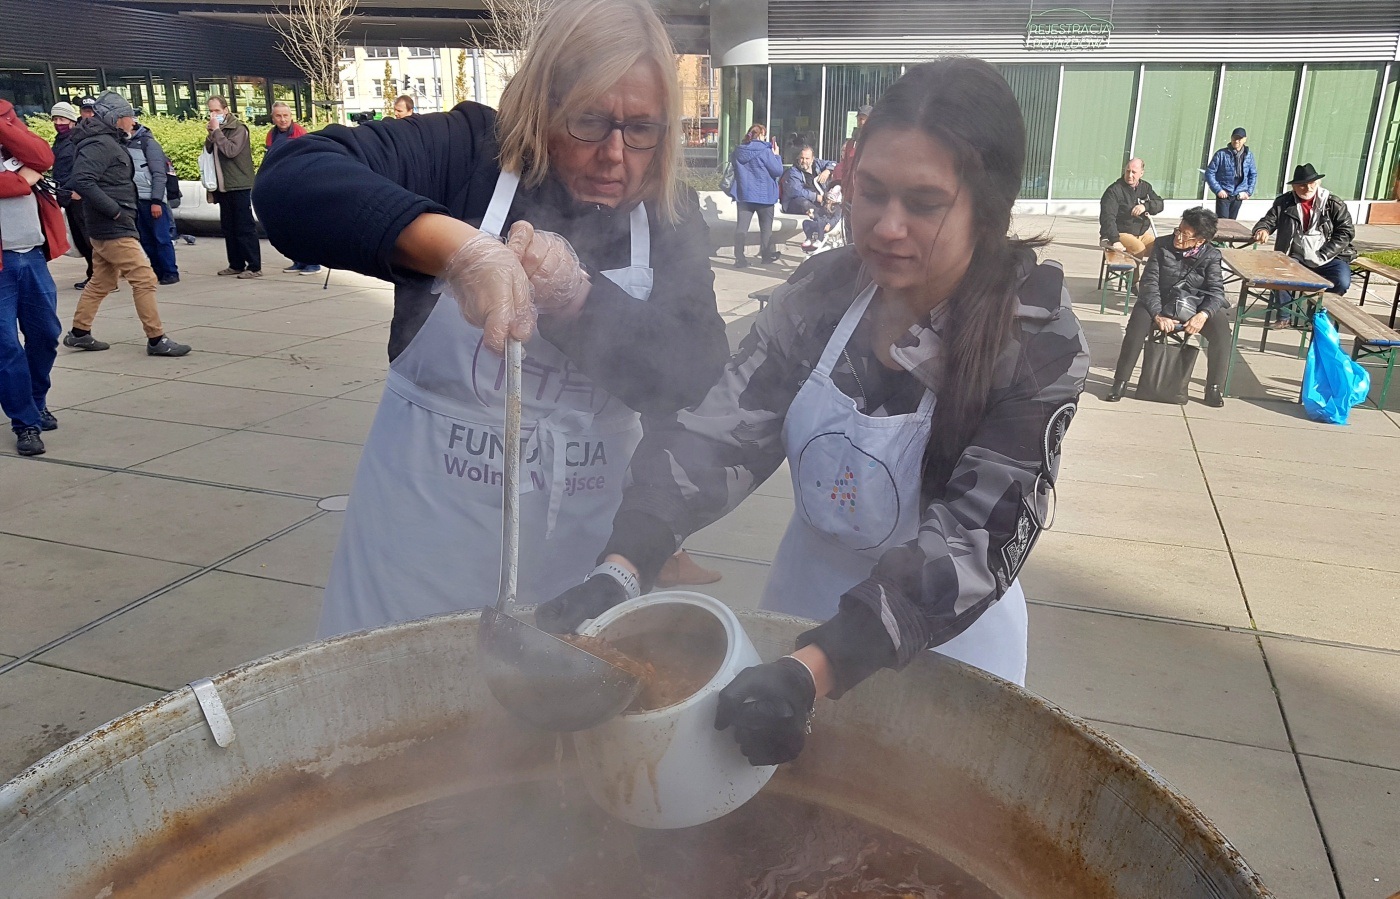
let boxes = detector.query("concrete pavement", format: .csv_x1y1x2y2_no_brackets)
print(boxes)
2,218,1399,899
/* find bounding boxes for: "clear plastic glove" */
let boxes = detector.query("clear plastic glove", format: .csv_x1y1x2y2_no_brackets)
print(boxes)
433,230,536,354
506,221,591,318
714,657,817,766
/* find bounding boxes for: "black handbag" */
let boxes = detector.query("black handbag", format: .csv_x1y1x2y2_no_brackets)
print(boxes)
1136,332,1199,404
1161,254,1210,321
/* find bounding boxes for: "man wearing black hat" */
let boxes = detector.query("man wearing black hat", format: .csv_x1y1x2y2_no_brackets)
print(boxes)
1205,127,1256,220
78,97,97,119
1252,163,1355,326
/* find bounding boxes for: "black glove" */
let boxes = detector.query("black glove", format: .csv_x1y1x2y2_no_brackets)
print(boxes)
714,657,817,766
535,574,628,634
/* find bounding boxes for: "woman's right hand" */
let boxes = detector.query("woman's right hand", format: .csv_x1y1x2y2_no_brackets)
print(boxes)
437,230,536,354
1154,315,1179,334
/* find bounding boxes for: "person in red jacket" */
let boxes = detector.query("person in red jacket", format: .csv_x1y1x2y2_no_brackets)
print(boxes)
264,101,318,274
0,99,69,456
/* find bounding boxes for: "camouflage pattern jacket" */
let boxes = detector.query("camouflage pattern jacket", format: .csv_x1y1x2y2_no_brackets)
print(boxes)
608,246,1089,695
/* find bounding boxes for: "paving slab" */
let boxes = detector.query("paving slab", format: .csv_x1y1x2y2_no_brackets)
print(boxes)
215,309,378,338
38,570,322,691
0,472,317,566
1213,495,1400,573
1058,442,1206,492
1300,756,1400,899
1235,553,1400,649
1184,395,1400,436
1061,406,1195,451
116,324,314,357
332,321,394,344
1199,451,1400,517
1188,418,1400,471
0,409,227,469
177,356,381,398
683,492,792,563
40,366,161,410
1265,639,1400,770
1094,722,1340,899
134,430,361,498
1020,531,1250,626
1052,479,1227,550
247,397,379,445
143,301,256,328
1026,604,1290,749
219,512,344,588
672,552,770,612
0,456,110,514
0,661,165,782
268,336,392,370
51,344,246,379
0,533,195,656
74,380,323,430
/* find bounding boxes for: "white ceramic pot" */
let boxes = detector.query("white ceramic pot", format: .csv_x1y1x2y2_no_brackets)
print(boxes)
573,591,777,829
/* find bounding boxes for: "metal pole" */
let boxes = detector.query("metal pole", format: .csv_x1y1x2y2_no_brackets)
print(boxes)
471,49,484,104
818,64,827,160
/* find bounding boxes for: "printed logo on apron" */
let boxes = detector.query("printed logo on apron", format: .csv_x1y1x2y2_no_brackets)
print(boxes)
795,432,900,552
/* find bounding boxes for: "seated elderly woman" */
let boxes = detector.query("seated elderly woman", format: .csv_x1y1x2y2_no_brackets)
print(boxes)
1107,207,1229,407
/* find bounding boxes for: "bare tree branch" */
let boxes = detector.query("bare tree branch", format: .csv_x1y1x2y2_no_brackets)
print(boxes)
467,0,552,83
269,0,358,126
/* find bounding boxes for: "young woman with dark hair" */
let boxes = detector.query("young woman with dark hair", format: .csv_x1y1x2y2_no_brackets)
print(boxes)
540,58,1089,766
1107,206,1229,407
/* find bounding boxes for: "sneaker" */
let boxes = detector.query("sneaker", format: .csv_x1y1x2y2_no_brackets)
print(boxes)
217,267,244,276
62,332,110,351
236,270,263,280
38,409,58,431
283,263,304,273
15,427,44,456
147,336,192,357
298,265,322,275
158,274,180,285
1269,314,1292,330
73,279,89,290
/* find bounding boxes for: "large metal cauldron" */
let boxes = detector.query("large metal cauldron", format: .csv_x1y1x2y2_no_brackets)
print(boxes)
0,610,1271,898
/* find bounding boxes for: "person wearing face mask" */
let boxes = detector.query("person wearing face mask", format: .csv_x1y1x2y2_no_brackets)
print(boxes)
61,91,190,358
539,58,1090,766
205,96,260,279
1251,164,1355,328
49,102,93,290
253,0,727,637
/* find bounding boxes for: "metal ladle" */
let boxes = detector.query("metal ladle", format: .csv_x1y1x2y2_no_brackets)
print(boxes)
479,338,641,732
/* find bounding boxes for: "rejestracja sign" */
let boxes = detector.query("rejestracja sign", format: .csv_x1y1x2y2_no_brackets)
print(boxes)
1025,8,1114,50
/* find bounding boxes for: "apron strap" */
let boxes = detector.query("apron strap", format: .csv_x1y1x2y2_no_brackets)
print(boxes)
814,281,878,377
480,170,520,239
629,203,649,268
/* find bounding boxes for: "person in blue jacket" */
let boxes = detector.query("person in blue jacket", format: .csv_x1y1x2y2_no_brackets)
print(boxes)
780,144,835,216
1204,127,1256,220
728,123,783,267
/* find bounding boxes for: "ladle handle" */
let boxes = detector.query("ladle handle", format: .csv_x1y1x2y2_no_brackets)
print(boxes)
497,338,522,612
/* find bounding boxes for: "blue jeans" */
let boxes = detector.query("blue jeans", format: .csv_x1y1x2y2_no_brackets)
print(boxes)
1275,256,1353,312
136,202,179,279
0,248,61,432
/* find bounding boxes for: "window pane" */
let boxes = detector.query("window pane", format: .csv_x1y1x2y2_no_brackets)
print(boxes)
1293,64,1383,199
1213,64,1299,199
196,78,231,111
769,65,822,164
233,76,268,124
1365,68,1399,201
1000,64,1058,200
0,66,50,117
1134,65,1217,200
55,69,101,105
819,64,900,160
1052,65,1137,199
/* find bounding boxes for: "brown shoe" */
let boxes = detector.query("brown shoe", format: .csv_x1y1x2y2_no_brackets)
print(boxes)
655,550,722,588
217,267,243,276
236,270,263,279
1269,316,1292,330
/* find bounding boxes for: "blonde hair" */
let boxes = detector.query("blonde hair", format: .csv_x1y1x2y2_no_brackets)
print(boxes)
496,0,684,223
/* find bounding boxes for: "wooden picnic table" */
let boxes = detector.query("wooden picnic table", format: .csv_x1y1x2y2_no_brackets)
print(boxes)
1212,218,1257,247
1218,248,1334,397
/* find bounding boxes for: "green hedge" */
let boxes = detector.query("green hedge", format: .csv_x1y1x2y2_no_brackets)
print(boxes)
25,114,268,181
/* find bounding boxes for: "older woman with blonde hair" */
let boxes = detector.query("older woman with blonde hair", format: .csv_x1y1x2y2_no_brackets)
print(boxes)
254,0,728,636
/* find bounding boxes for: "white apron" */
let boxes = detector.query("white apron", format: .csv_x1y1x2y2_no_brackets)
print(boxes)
319,171,653,637
760,283,1029,685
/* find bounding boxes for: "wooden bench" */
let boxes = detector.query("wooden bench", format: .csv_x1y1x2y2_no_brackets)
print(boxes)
1320,297,1400,407
1350,257,1400,328
1097,249,1140,315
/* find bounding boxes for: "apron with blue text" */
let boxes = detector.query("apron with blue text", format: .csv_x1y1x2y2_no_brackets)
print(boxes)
761,283,1029,685
319,171,653,637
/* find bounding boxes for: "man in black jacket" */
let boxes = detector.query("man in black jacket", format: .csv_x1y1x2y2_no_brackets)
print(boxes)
1099,158,1164,259
1251,163,1355,325
61,91,189,357
49,101,92,289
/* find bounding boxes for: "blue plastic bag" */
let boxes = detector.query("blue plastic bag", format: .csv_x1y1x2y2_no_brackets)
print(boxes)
1302,310,1371,424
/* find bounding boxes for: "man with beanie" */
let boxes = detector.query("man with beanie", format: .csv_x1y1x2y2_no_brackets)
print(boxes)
49,101,93,289
62,91,190,357
205,96,261,278
0,99,68,456
127,116,180,284
1205,127,1257,220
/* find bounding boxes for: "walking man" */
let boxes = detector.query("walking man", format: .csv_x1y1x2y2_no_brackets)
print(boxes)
49,101,93,290
128,116,179,284
265,101,320,274
205,96,261,278
61,92,190,357
0,99,67,456
1205,127,1256,220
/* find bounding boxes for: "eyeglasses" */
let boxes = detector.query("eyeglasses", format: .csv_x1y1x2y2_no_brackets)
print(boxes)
566,113,665,150
1173,228,1203,243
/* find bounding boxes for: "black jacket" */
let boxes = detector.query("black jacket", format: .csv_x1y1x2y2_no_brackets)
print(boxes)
1252,189,1356,264
50,129,78,206
1099,177,1164,242
1137,241,1227,319
253,102,727,415
70,117,137,241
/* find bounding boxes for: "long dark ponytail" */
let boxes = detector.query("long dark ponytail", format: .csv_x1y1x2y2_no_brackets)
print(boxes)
853,58,1042,495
